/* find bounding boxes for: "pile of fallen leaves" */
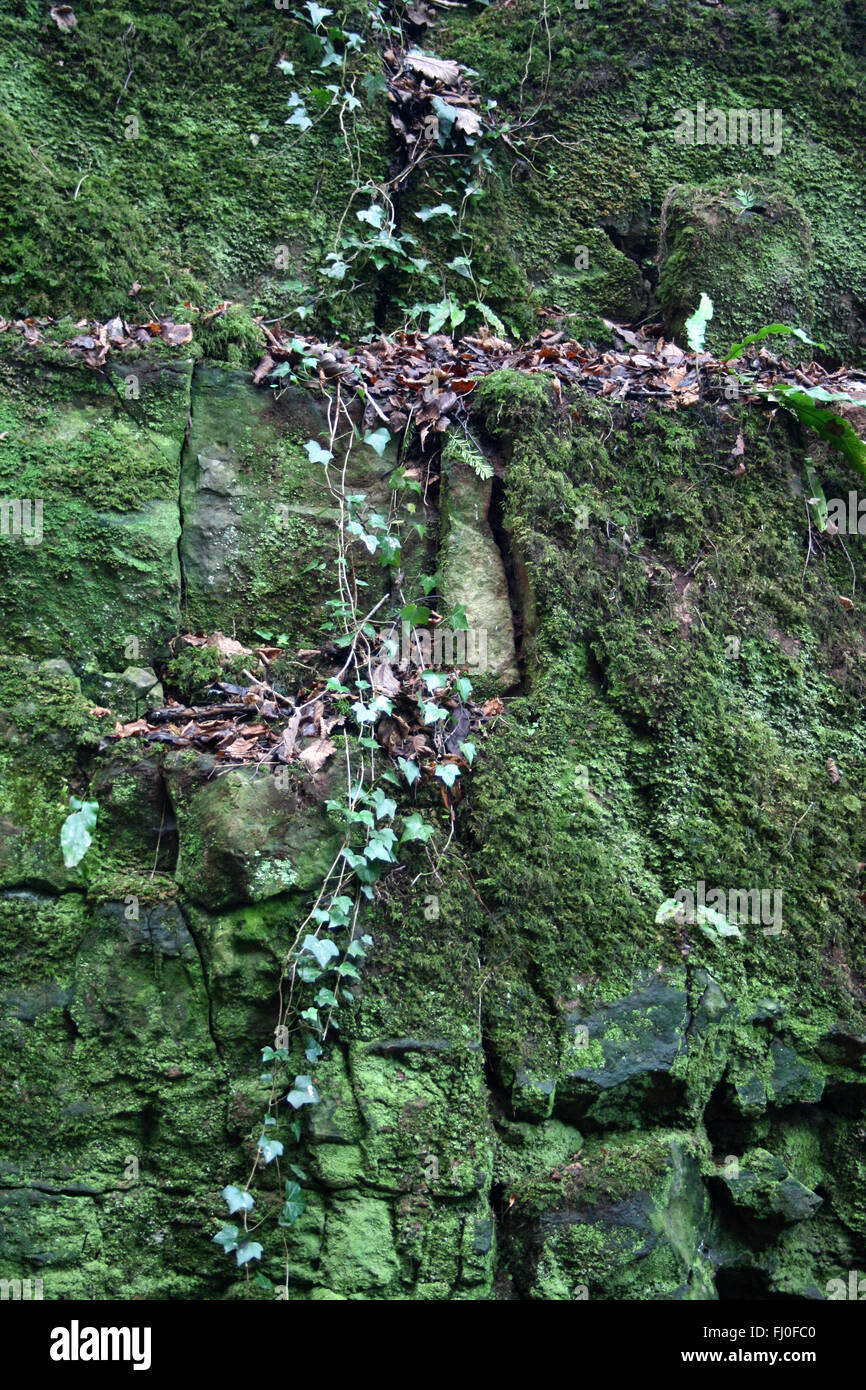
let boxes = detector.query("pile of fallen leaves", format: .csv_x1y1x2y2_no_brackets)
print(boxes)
255,319,866,443
0,311,196,371
383,45,486,188
97,630,503,803
6,309,865,449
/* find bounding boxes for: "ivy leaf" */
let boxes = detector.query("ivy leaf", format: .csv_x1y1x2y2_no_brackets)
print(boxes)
257,1135,284,1164
286,108,313,132
60,799,98,869
361,70,388,101
235,1240,263,1266
454,677,472,701
415,204,457,222
302,935,340,969
398,757,421,785
400,812,434,844
459,740,476,765
421,670,447,690
364,834,396,863
434,763,460,787
305,439,333,465
401,603,431,625
305,1,333,26
447,256,474,280
451,604,469,631
423,702,447,724
213,1224,239,1253
277,59,295,75
368,787,398,820
357,204,385,229
279,1181,306,1228
321,257,348,280
221,1185,254,1215
363,427,391,456
431,94,459,141
287,1075,320,1108
426,299,451,333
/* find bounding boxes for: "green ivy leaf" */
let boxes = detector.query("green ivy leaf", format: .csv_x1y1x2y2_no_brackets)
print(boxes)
459,740,476,765
304,2,333,27
397,757,421,785
287,1075,320,1108
257,1135,284,1164
235,1240,263,1266
279,1181,306,1228
221,1185,254,1215
286,108,313,133
213,1224,239,1253
302,935,340,969
361,71,388,102
415,204,457,222
363,426,391,455
305,439,333,465
447,256,474,280
400,812,434,844
420,670,447,690
368,787,397,820
357,205,385,229
401,603,431,625
434,763,460,787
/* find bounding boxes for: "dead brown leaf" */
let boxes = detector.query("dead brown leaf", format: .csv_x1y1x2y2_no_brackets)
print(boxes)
404,51,462,84
205,633,253,657
160,320,194,347
114,718,149,738
299,737,336,772
50,5,77,30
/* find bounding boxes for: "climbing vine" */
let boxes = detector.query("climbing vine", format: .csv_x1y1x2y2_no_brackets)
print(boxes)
210,384,482,1292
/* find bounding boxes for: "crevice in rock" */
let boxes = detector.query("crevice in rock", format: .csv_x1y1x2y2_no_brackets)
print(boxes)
488,473,527,692
175,894,227,1075
159,766,227,1074
176,363,194,618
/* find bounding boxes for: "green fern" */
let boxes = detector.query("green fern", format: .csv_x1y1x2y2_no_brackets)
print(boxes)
446,432,493,480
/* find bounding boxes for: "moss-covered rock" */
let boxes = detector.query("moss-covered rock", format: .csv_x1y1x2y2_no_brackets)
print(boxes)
658,180,813,355
0,348,188,666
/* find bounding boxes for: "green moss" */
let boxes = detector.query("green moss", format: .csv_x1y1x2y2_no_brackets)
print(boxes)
438,0,866,359
659,180,813,354
0,2,388,332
